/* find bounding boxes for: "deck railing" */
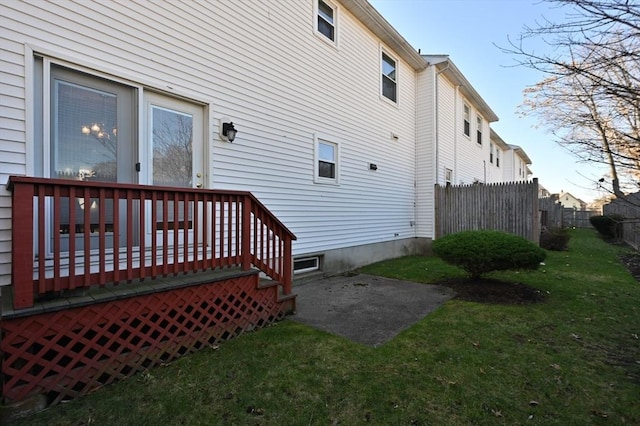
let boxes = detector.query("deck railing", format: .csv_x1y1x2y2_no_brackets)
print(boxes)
8,176,296,310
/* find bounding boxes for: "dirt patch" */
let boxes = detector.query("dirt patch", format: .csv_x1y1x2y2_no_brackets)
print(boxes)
620,253,640,281
436,278,546,305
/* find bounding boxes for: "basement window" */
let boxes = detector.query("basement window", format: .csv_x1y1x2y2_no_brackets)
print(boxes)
294,256,320,274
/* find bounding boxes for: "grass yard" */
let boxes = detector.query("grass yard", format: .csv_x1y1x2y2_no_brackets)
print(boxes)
13,229,640,425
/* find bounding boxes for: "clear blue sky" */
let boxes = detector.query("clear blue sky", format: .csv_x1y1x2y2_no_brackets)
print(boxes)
369,0,610,203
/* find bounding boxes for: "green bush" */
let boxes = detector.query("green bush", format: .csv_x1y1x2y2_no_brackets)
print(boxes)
540,227,571,251
590,214,623,239
432,230,547,280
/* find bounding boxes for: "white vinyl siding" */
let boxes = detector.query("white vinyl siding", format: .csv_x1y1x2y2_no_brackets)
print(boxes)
0,0,419,282
415,67,435,238
0,36,28,286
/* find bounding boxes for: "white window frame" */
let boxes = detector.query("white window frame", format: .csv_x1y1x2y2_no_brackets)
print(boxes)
476,115,483,145
31,52,210,264
445,168,453,185
463,103,471,137
314,0,338,46
294,256,320,274
381,49,398,104
489,143,494,164
313,134,340,184
496,149,500,167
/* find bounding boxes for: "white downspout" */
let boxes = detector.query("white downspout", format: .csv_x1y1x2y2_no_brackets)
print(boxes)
434,63,450,186
454,85,460,184
433,66,439,186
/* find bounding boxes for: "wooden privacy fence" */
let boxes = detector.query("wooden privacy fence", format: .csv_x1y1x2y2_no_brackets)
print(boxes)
563,208,599,228
539,197,598,229
603,192,640,250
435,179,540,243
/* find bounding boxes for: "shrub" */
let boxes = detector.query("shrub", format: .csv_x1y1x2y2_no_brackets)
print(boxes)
540,227,571,251
590,214,623,239
432,230,547,280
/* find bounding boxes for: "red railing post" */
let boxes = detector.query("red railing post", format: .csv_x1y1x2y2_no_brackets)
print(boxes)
282,236,293,295
241,195,252,271
11,179,35,309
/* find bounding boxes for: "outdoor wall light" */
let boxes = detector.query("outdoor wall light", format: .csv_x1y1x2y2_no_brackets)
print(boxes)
221,121,238,142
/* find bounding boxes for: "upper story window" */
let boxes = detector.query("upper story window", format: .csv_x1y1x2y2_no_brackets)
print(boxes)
496,150,500,167
476,115,483,145
314,135,339,184
463,104,470,137
316,0,336,42
381,52,397,103
489,143,494,164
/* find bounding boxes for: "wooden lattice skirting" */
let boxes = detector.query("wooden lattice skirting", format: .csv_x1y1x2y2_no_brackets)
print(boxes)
1,272,291,406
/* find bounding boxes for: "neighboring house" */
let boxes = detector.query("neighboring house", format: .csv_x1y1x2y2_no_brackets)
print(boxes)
538,184,552,198
503,144,533,182
558,191,587,210
0,0,537,286
418,54,499,188
488,129,511,183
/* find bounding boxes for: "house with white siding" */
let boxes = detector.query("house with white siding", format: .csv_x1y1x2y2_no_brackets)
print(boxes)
558,191,587,210
0,0,536,287
488,128,511,183
417,55,500,188
0,0,548,407
0,0,435,290
503,144,533,182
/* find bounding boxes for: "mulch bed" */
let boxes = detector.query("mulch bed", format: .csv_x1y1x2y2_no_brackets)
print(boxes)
436,277,546,305
436,252,640,305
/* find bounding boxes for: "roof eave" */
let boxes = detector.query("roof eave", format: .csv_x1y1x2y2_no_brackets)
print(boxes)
341,0,428,70
508,144,532,164
489,128,510,150
423,55,499,123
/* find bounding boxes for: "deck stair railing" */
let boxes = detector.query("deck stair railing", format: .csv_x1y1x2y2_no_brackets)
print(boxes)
8,176,296,310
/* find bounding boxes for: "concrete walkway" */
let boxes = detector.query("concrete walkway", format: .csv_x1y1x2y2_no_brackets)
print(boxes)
290,273,455,347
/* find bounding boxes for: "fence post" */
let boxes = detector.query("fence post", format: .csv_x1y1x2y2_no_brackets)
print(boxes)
11,179,35,309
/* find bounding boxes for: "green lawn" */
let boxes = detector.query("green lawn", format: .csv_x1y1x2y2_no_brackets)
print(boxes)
13,229,640,425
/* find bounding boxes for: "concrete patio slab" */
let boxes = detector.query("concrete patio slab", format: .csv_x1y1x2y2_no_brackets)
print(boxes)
290,273,455,347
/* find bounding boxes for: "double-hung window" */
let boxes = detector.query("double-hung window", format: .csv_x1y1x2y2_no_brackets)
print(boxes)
496,150,500,167
316,0,336,42
381,52,397,103
476,115,483,145
463,104,470,137
315,136,339,183
490,143,494,164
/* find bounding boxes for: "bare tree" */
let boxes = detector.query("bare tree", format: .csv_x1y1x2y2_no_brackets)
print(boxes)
501,0,640,197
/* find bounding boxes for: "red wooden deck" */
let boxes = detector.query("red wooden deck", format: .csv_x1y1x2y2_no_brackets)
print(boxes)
2,176,296,407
